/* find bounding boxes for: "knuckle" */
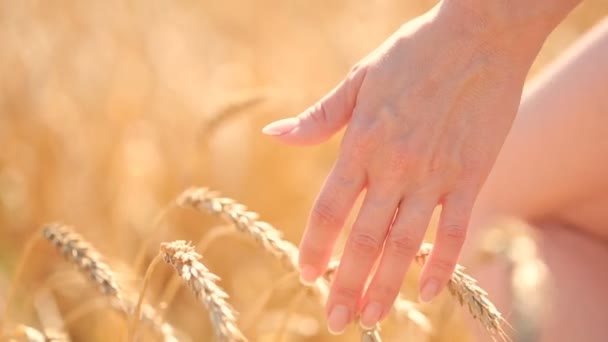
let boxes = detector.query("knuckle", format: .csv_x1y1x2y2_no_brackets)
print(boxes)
349,63,363,75
306,100,329,126
349,232,382,256
428,258,456,274
312,99,329,124
386,234,419,258
331,167,360,190
333,285,360,301
348,135,372,161
442,223,468,243
345,121,375,160
460,164,481,184
384,143,417,178
347,61,369,82
442,158,465,179
311,199,342,228
387,149,410,173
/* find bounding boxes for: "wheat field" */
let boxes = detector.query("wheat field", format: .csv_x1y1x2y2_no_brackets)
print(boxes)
0,1,606,341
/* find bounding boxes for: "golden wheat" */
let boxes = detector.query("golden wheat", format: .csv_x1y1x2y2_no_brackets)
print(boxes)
176,187,331,301
416,243,508,341
160,240,247,342
177,188,510,340
42,224,177,342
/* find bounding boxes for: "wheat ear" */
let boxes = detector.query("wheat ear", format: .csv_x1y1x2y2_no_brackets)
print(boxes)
416,243,508,341
176,187,330,301
160,240,247,342
42,224,177,342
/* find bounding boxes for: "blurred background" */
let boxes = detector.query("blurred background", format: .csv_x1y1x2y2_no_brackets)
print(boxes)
0,1,606,341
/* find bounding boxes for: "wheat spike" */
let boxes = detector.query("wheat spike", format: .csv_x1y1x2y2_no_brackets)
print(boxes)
177,187,298,267
416,243,508,341
42,224,178,342
176,187,330,301
160,240,247,342
42,224,123,300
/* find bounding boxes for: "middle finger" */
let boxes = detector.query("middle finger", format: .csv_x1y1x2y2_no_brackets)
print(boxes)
325,183,400,334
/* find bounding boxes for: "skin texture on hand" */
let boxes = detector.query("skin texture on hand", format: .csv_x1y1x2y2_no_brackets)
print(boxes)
262,0,571,335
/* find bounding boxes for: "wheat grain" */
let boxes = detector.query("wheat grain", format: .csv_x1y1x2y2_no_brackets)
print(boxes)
160,240,247,342
177,188,298,268
42,224,178,342
415,242,508,341
176,187,330,301
42,224,124,300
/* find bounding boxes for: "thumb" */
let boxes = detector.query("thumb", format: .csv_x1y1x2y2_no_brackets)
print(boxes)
262,65,366,145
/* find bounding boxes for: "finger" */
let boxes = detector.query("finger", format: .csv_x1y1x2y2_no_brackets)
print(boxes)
326,186,400,335
359,194,437,329
261,64,367,145
298,158,365,284
419,190,475,303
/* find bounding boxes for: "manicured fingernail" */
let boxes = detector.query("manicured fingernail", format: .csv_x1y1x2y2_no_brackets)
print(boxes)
420,278,440,303
327,305,350,335
262,117,299,136
299,265,318,285
360,301,383,329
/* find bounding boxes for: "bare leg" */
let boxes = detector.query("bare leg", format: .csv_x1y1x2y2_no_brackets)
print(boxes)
463,18,608,341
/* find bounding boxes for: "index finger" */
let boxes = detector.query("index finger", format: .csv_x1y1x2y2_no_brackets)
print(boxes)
298,159,365,284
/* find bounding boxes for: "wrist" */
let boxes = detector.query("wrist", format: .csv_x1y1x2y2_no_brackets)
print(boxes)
436,0,581,63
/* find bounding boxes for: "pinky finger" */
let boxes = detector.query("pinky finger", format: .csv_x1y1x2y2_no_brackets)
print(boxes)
419,190,475,303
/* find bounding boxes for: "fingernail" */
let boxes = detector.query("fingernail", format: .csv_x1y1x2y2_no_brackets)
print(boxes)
327,305,350,335
420,278,440,303
262,117,299,136
299,265,318,285
360,301,383,329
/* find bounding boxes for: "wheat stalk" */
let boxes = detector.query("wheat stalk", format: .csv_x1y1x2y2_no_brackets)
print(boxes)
160,240,247,342
360,326,382,342
8,324,70,342
42,224,178,342
33,289,71,342
176,187,330,301
415,242,508,341
392,295,432,333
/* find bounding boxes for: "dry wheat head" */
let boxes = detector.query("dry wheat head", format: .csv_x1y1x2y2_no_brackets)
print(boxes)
160,240,247,342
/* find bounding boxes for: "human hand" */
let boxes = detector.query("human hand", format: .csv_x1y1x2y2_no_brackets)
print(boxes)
262,1,544,334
